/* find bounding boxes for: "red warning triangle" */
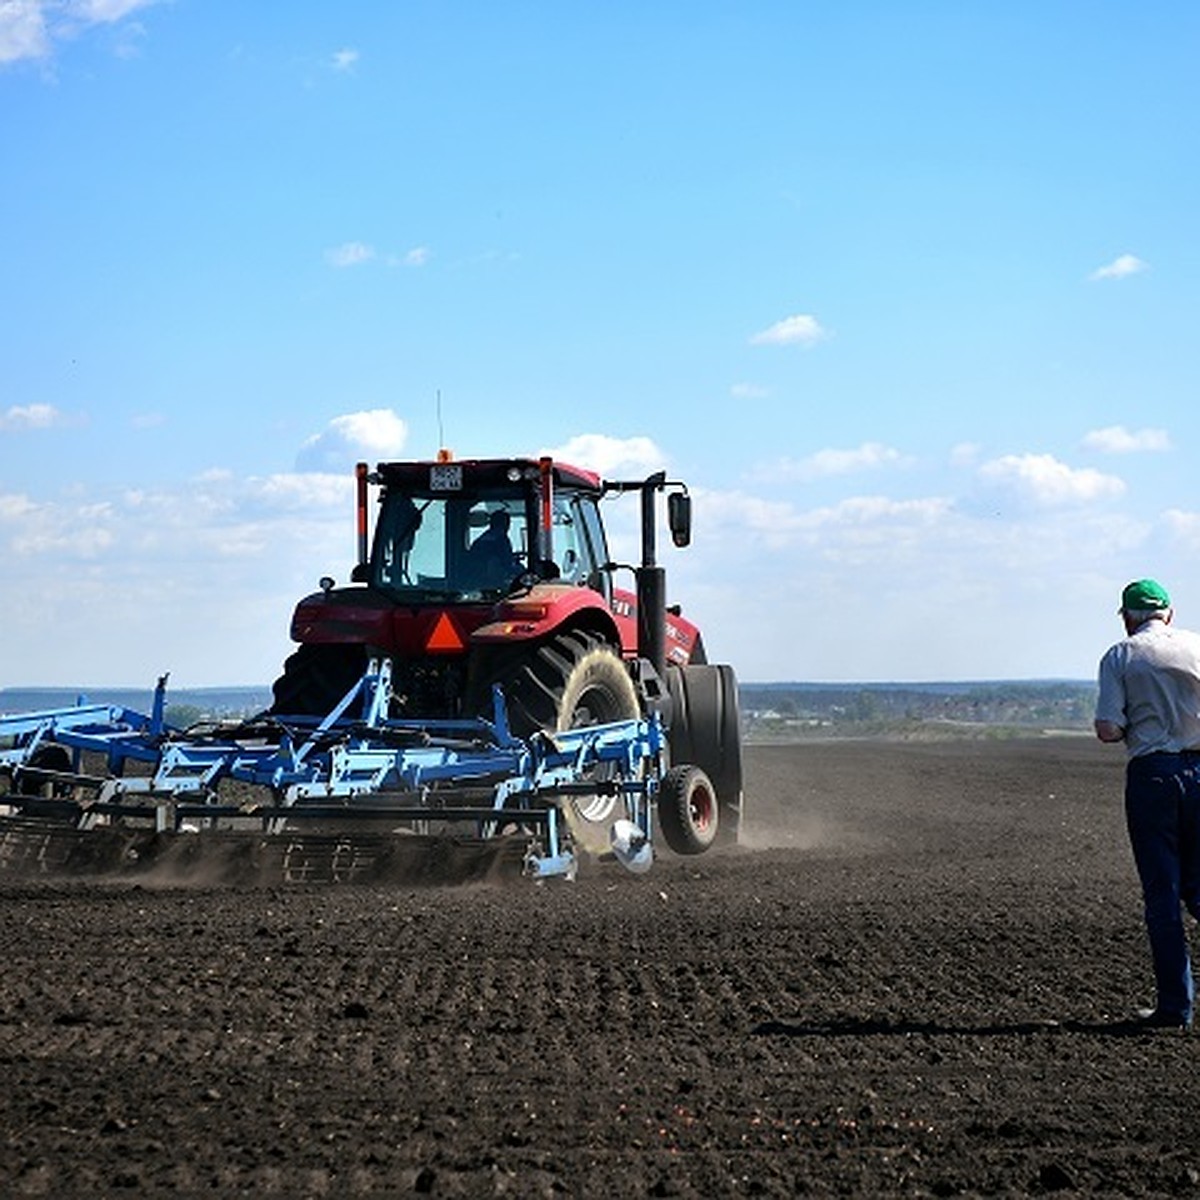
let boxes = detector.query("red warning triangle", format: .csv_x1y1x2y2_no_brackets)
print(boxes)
426,611,465,652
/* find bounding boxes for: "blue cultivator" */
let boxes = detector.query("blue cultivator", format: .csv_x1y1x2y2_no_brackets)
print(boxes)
0,660,660,882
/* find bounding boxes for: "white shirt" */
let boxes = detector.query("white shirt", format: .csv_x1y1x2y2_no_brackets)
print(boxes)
1096,618,1200,759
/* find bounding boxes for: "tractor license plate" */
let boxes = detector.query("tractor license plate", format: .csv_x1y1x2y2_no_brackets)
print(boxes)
430,464,463,491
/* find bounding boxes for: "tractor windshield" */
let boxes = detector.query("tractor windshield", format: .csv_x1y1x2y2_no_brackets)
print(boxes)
371,489,531,599
370,484,608,602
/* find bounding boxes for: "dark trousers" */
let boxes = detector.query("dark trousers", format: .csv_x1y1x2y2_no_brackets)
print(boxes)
1125,751,1200,1021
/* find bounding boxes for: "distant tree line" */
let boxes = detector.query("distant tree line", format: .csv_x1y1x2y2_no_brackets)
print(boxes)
739,681,1096,740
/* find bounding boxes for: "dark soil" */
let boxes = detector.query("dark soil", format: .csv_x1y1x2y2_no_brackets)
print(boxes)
1,737,1198,1197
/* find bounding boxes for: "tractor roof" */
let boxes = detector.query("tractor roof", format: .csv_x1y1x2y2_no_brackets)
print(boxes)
374,457,602,494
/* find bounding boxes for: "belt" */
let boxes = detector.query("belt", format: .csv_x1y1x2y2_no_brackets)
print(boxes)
1134,749,1200,762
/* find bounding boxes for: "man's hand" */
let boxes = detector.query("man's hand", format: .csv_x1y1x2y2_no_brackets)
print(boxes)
1094,719,1126,743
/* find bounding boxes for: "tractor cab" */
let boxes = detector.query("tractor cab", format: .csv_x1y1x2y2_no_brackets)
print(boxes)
365,460,611,603
273,454,705,722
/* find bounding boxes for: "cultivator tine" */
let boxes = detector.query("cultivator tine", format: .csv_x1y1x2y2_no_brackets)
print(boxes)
0,819,75,873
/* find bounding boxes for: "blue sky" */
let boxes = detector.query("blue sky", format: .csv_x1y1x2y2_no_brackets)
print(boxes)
2,1,1198,687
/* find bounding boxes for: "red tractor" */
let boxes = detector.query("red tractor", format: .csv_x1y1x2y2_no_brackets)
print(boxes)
270,453,742,851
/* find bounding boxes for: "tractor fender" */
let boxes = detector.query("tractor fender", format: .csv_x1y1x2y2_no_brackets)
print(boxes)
288,586,394,646
470,583,623,648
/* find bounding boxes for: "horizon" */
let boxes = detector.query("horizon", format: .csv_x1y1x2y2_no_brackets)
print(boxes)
3,5,1197,687
0,676,1098,697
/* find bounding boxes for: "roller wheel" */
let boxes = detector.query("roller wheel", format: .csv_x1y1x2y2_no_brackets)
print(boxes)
657,764,719,855
269,644,367,718
665,664,743,845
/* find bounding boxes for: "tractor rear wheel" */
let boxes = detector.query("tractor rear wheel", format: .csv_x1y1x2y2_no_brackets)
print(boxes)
477,630,640,737
269,644,367,718
471,631,641,853
657,764,719,854
665,664,743,845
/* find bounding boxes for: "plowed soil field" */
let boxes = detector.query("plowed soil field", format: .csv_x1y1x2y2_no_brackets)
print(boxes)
2,737,1199,1197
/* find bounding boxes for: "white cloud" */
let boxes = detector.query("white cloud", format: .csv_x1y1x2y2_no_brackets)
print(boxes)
1089,253,1148,282
13,525,113,557
247,471,354,512
331,47,358,71
541,434,667,478
0,0,159,64
978,453,1125,506
388,246,430,268
1082,425,1170,454
807,494,950,526
0,492,37,520
761,442,908,482
0,439,1183,687
0,470,359,685
671,480,1165,682
749,313,828,348
193,467,234,485
1163,509,1200,553
730,382,768,399
296,409,409,472
950,442,981,467
678,489,952,561
0,402,62,431
0,0,49,62
72,0,156,20
325,241,375,268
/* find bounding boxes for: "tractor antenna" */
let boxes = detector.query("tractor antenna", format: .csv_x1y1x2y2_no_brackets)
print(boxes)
436,389,445,451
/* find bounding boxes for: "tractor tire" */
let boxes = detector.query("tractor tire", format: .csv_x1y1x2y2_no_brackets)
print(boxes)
481,630,640,737
16,743,74,798
471,631,641,854
270,644,367,718
657,764,719,855
665,663,743,845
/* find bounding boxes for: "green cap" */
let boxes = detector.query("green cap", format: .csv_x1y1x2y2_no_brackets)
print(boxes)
1121,578,1171,612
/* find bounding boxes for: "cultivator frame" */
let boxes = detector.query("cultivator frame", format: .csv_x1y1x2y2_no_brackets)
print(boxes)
0,661,664,881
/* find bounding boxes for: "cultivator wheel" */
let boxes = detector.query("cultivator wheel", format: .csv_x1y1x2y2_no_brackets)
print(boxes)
657,764,719,855
14,744,75,800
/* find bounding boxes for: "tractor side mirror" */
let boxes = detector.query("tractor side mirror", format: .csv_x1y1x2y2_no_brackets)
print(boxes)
667,492,692,548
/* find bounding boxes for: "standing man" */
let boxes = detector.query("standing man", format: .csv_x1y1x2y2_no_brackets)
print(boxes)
1095,578,1200,1029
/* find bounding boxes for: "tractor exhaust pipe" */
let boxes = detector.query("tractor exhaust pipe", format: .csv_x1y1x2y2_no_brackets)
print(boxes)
604,470,691,682
355,461,370,575
636,472,667,679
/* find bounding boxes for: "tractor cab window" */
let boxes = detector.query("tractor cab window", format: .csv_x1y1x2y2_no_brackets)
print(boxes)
372,494,433,590
371,490,529,598
461,501,528,589
549,494,592,583
554,494,606,591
